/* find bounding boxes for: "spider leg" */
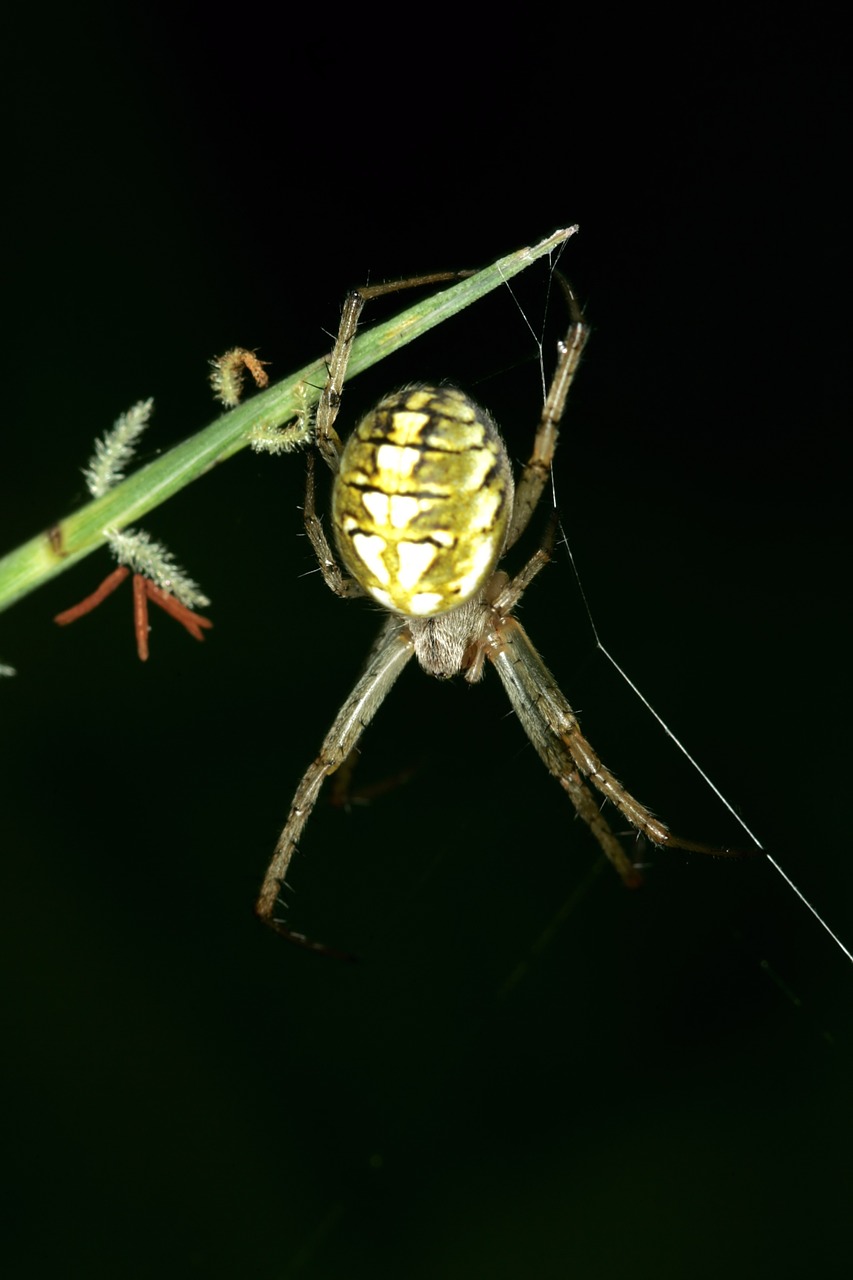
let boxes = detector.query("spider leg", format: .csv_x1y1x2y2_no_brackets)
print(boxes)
313,289,361,471
255,617,415,944
488,613,738,884
558,766,644,887
490,511,558,616
488,613,644,884
314,271,470,473
303,451,364,599
506,275,590,551
307,271,472,589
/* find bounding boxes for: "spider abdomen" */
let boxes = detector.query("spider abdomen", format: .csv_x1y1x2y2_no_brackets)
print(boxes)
332,386,514,617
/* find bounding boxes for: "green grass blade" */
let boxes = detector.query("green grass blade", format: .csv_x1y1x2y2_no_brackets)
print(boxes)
0,227,577,614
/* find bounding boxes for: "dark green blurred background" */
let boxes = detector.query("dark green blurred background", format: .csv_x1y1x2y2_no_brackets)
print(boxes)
4,8,851,1277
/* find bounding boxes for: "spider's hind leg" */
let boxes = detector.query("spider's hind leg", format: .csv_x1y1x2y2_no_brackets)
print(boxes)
488,612,660,886
255,618,415,948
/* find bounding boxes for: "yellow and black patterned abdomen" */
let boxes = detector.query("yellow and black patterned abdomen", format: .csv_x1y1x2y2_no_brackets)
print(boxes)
333,386,514,616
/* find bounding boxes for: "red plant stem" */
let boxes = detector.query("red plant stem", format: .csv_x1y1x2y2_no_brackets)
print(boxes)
53,566,131,625
132,574,150,661
145,580,213,640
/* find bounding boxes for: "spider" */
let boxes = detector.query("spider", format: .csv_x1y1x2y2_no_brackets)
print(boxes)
255,271,733,949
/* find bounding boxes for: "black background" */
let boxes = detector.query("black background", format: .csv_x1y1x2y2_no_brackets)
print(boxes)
3,8,851,1278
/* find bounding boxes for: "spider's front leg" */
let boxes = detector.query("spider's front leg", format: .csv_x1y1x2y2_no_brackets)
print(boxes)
255,618,414,949
313,270,471,473
506,275,590,551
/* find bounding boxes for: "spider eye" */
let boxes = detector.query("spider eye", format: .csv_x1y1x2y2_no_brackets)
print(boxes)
332,386,514,616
